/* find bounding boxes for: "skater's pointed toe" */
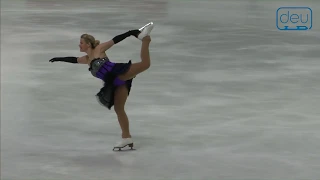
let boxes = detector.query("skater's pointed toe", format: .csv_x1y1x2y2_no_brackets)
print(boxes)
138,22,154,40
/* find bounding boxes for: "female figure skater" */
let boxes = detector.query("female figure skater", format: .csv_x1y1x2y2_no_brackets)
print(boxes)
49,22,154,151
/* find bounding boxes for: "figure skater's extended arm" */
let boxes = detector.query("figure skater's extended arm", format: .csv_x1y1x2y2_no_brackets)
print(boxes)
49,55,88,64
48,30,140,64
96,30,140,53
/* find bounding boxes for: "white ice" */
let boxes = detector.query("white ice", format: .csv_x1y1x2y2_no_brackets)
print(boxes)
1,0,320,180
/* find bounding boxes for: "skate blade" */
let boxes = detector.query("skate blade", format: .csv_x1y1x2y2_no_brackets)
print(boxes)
139,22,153,31
113,143,136,151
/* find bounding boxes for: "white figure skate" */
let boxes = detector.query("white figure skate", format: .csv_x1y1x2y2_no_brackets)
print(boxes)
113,138,135,151
137,22,154,40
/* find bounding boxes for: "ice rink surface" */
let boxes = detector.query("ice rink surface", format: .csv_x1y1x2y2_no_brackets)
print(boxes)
1,0,320,179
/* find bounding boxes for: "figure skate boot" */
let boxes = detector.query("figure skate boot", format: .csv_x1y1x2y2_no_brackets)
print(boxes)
137,22,154,40
113,138,135,151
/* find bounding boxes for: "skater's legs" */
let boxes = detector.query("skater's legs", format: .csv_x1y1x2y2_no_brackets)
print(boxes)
118,36,151,81
114,85,131,138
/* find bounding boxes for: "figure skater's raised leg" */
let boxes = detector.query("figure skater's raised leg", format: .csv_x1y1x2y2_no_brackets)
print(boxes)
117,35,152,81
116,22,154,81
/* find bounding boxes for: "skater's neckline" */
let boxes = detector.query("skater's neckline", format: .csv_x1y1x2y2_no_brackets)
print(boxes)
88,57,110,71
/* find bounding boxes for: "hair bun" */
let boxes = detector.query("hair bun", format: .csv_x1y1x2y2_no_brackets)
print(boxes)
94,40,100,46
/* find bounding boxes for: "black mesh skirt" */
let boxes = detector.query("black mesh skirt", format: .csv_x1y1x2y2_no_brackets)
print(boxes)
95,60,133,110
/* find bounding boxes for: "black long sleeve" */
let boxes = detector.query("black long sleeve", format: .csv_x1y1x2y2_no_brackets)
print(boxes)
112,30,140,44
49,56,78,63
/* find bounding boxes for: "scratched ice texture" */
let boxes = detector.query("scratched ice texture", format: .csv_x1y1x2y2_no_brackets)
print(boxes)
1,0,320,180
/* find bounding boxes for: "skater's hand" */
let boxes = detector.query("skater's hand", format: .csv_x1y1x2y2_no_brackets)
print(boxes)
49,57,60,63
49,57,63,62
129,29,141,38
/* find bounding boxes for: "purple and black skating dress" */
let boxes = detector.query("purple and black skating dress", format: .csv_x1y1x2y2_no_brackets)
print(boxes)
89,57,133,109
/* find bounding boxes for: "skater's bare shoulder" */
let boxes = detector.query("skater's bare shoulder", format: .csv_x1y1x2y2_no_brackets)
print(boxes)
96,40,114,53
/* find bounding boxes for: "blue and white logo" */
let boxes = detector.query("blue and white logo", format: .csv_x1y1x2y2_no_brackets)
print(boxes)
276,7,312,30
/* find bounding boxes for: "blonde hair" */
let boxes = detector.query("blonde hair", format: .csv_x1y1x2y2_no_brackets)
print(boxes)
80,34,100,48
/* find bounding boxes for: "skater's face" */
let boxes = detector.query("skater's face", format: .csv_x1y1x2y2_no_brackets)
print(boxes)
79,38,90,52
